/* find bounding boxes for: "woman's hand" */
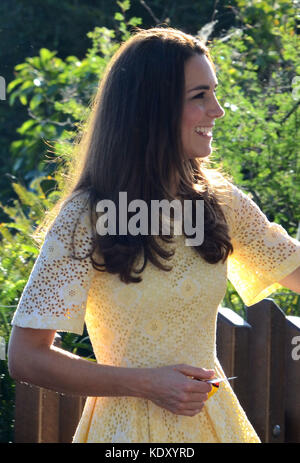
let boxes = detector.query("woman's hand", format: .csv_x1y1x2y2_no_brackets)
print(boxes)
142,363,215,416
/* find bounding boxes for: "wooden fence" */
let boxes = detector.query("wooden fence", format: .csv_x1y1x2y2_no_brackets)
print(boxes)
13,298,300,443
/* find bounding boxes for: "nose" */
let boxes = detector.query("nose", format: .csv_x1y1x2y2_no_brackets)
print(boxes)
206,96,225,119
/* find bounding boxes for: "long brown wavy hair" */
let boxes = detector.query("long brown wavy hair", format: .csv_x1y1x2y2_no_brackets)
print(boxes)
39,27,234,283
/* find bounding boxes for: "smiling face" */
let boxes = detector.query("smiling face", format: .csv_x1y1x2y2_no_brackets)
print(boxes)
181,53,225,159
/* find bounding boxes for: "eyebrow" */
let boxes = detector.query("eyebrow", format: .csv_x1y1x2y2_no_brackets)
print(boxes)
187,83,218,93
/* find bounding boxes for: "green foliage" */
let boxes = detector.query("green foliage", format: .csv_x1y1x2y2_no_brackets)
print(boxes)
0,356,15,443
0,0,119,210
1,0,141,307
0,177,60,442
0,2,140,441
5,0,142,186
209,0,300,315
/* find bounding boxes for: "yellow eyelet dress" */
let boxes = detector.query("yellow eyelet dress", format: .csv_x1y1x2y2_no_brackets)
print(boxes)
11,181,300,443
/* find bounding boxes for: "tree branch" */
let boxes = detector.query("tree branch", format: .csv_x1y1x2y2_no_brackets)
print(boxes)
279,100,300,125
27,109,73,127
139,0,161,25
211,0,219,22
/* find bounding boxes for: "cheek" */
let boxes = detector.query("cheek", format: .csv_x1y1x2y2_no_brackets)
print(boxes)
182,103,205,130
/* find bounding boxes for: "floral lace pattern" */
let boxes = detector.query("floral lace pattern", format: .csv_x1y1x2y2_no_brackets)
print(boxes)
222,183,300,306
11,182,300,443
12,191,95,335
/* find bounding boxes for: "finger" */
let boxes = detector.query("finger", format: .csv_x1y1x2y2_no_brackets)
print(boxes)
174,364,215,380
186,379,213,393
188,392,210,402
185,401,207,410
177,399,207,412
176,404,204,416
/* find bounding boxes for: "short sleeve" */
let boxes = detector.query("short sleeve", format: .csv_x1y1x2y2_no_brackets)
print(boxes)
11,191,96,335
223,182,300,306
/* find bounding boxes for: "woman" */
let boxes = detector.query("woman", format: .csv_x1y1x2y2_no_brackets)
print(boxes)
8,27,300,443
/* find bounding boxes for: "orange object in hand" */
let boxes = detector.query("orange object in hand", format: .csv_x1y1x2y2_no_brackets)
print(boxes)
207,381,220,399
195,376,237,399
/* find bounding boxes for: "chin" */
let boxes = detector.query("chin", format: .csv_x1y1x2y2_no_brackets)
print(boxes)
190,150,211,159
184,143,212,160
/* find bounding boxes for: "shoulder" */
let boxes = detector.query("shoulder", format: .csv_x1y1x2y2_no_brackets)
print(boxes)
205,171,260,214
48,189,94,257
203,170,236,212
59,189,91,217
203,171,257,238
52,189,91,227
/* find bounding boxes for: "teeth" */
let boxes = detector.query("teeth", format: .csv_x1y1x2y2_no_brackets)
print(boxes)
195,126,212,135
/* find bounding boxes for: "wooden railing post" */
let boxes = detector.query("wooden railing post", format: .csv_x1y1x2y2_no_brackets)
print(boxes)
216,307,251,414
285,315,300,442
14,333,61,443
246,299,286,443
59,394,86,443
14,382,41,443
14,382,60,443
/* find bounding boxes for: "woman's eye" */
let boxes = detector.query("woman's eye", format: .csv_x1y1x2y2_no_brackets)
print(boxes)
193,90,218,100
193,92,205,99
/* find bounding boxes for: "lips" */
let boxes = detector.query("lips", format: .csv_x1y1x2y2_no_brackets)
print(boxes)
195,130,212,138
195,126,213,137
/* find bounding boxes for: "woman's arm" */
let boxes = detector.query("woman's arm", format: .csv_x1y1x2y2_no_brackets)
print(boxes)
8,326,146,398
279,265,300,294
8,326,214,417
